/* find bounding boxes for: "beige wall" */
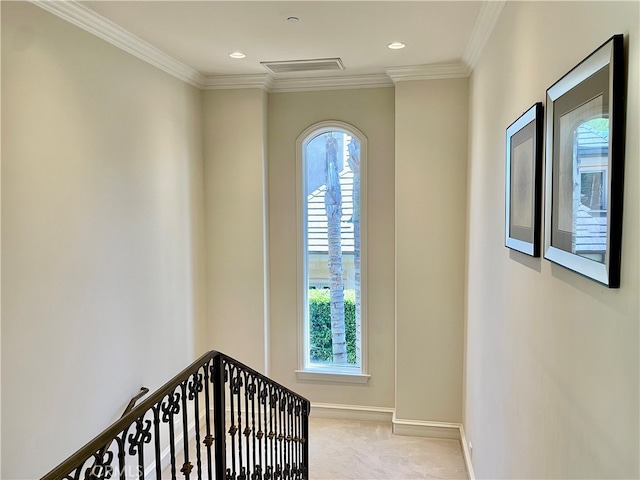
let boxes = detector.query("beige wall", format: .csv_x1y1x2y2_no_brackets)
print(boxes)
202,88,270,373
268,88,396,408
1,3,206,478
395,79,468,423
465,2,639,478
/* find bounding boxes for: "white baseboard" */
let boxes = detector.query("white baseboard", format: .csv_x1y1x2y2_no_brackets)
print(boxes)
310,403,394,423
459,424,476,480
391,414,476,480
391,414,462,440
311,405,475,479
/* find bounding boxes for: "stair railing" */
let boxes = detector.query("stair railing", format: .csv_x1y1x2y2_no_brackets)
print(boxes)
96,387,150,466
41,351,310,480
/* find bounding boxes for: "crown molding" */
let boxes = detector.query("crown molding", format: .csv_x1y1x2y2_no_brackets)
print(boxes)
30,0,498,92
385,63,470,83
462,0,507,71
30,0,205,88
29,0,397,92
268,74,393,93
202,74,273,91
203,73,392,93
201,73,392,92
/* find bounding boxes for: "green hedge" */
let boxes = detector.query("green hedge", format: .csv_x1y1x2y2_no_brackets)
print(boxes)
309,289,357,364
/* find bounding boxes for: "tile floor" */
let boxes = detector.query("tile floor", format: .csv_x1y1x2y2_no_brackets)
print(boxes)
308,417,468,480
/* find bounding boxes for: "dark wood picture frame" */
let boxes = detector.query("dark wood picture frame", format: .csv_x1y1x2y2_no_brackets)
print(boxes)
505,103,544,256
544,34,625,287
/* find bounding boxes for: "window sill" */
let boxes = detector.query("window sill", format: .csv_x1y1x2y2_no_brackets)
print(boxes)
295,369,370,384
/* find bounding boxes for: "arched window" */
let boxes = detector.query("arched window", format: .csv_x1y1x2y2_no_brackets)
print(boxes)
296,122,368,381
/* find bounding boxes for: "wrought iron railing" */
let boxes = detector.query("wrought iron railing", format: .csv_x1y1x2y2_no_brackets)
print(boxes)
41,351,310,480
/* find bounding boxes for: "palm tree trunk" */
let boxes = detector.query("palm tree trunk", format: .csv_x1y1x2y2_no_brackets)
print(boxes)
325,135,347,364
347,140,361,367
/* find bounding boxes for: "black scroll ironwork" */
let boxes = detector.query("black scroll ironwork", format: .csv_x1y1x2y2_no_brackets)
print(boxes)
41,351,310,480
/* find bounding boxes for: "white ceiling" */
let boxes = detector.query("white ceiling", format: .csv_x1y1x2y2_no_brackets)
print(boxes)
74,1,490,84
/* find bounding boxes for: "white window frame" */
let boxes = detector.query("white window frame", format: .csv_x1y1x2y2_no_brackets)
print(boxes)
295,121,369,384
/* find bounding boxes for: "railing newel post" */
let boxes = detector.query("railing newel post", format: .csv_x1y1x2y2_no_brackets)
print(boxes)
213,353,227,480
302,401,310,480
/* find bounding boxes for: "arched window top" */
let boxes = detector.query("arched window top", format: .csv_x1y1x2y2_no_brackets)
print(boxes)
297,120,367,150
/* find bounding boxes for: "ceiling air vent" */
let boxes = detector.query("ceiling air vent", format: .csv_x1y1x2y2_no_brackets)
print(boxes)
261,58,345,74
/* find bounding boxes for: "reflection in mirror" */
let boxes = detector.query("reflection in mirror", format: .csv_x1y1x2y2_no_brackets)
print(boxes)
573,117,609,263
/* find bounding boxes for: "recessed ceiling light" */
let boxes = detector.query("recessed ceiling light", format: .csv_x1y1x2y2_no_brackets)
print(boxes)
229,52,246,59
287,16,299,22
388,42,406,50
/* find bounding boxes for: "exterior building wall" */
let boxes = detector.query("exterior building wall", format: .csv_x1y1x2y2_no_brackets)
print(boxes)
308,253,356,290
